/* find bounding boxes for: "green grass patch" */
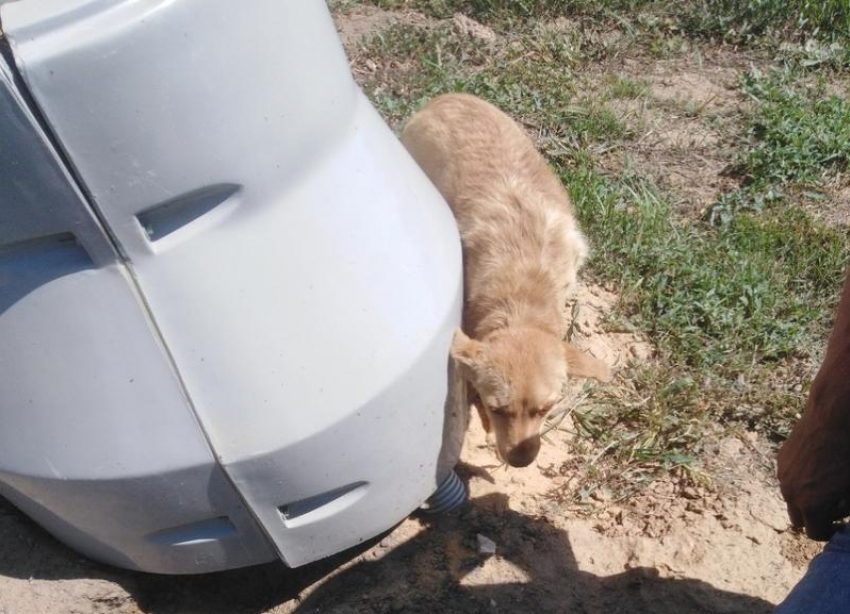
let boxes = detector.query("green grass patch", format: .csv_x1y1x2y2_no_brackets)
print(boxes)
339,1,850,490
560,159,846,491
364,0,850,40
607,74,650,99
368,0,614,22
570,159,848,372
357,0,850,61
712,68,850,221
569,368,710,487
742,69,850,185
678,0,850,43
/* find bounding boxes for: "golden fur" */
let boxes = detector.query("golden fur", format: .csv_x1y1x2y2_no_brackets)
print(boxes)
402,93,611,467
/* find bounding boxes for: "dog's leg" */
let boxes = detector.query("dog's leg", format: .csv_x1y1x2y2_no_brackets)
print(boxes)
476,403,491,434
468,388,496,445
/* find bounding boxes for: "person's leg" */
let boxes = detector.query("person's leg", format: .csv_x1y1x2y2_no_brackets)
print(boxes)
776,526,850,614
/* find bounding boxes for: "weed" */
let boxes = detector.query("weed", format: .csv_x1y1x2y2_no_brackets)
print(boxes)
572,369,708,472
360,23,631,146
678,0,850,43
711,67,850,221
559,158,846,488
569,158,848,372
607,74,650,99
742,69,850,183
363,0,850,55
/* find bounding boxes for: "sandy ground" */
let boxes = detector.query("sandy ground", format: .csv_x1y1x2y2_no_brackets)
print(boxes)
0,5,837,614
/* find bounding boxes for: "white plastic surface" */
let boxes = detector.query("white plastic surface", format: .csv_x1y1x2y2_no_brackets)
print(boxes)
0,51,275,573
2,0,464,570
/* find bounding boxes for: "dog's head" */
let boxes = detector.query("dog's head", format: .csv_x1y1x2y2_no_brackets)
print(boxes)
451,327,611,467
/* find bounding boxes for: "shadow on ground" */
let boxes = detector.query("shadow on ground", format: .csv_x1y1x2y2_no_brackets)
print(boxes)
0,485,776,614
0,493,369,614
291,491,776,614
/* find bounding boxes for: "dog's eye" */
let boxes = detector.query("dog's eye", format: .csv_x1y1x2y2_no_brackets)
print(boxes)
536,404,556,417
490,405,509,415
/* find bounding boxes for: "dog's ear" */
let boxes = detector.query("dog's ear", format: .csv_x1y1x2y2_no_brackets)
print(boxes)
563,343,612,382
450,328,484,370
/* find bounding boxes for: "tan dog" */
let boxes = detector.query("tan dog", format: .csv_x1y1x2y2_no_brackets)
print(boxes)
402,94,611,467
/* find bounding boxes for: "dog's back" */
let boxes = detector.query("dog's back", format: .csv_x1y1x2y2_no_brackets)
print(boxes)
401,94,587,337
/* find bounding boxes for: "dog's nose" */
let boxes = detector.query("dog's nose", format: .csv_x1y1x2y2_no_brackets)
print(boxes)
505,438,540,467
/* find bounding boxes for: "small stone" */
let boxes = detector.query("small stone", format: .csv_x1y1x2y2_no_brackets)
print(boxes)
629,344,652,361
453,13,498,43
682,487,700,500
718,515,736,530
477,533,497,555
591,488,612,503
610,506,624,524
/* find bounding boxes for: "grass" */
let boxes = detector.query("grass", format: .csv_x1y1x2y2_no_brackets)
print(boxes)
341,0,850,493
360,23,630,147
358,0,850,38
548,154,847,493
571,161,848,370
569,58,850,490
678,0,850,43
711,67,850,221
607,75,650,99
569,369,709,487
350,0,850,67
743,76,850,186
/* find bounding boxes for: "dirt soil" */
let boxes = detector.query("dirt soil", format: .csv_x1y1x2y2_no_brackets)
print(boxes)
600,52,752,217
0,6,830,614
